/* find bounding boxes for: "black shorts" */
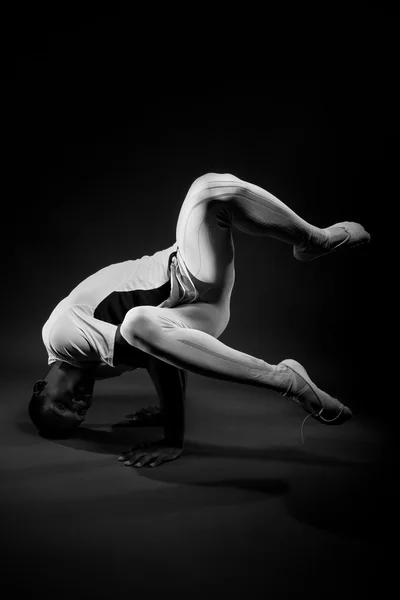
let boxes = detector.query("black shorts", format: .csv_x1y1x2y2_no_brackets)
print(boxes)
113,325,149,368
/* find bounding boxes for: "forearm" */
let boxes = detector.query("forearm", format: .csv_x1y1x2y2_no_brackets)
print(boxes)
146,356,187,447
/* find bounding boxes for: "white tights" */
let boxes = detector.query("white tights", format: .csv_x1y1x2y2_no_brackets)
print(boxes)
120,173,327,395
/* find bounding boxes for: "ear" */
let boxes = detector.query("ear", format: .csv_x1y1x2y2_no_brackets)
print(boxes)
33,380,48,394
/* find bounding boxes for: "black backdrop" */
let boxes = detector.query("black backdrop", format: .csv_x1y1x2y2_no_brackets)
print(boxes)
2,9,393,427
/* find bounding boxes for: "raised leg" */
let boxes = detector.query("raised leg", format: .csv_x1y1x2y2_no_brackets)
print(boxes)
119,172,367,428
176,172,370,287
176,173,317,285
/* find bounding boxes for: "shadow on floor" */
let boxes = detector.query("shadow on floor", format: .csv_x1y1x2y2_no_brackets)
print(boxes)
16,416,366,470
11,393,396,544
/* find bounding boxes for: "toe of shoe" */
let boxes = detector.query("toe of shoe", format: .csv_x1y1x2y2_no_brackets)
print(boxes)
334,222,371,245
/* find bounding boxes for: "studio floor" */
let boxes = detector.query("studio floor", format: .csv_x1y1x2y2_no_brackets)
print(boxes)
0,368,396,599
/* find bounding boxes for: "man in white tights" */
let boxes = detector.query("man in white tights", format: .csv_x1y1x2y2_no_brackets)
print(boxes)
29,173,370,468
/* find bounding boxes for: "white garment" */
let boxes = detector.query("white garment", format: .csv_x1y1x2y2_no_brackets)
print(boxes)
41,243,197,375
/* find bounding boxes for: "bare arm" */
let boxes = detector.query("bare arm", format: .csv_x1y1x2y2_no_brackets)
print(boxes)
146,356,187,448
118,357,187,468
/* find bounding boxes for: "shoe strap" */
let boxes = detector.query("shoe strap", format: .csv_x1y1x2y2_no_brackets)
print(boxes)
300,406,344,443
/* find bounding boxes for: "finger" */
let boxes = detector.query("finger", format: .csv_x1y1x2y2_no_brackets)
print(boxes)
118,447,136,460
125,406,160,419
150,448,182,467
134,454,157,468
118,449,133,461
149,452,174,467
118,443,148,461
171,448,183,460
124,410,146,420
149,454,167,467
123,452,147,466
155,449,181,466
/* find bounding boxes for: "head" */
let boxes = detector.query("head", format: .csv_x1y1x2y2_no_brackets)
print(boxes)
29,361,94,436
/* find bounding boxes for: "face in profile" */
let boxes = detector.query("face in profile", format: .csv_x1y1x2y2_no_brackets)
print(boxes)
35,361,95,431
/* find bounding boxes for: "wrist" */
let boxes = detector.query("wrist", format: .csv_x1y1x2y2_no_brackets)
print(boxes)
164,435,184,449
164,417,184,448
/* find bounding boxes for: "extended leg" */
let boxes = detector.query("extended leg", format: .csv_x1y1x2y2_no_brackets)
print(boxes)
120,304,351,426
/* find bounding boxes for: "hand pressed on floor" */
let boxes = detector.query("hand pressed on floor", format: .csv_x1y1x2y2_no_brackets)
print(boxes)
118,440,183,468
112,405,165,428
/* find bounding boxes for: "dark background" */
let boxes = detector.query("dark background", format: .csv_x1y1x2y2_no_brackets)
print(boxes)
0,7,396,599
3,9,390,415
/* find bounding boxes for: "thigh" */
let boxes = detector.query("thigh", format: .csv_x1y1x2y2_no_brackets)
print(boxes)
176,173,238,291
167,301,230,339
123,300,231,341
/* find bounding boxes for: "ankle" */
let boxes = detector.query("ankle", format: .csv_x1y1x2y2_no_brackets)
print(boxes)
296,227,328,252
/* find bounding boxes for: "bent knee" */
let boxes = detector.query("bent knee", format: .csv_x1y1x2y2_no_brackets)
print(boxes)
192,172,241,190
121,306,162,347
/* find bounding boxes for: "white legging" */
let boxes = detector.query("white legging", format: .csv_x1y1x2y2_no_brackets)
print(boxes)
120,173,326,394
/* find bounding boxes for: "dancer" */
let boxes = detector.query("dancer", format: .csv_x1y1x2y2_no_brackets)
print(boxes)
29,173,370,467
